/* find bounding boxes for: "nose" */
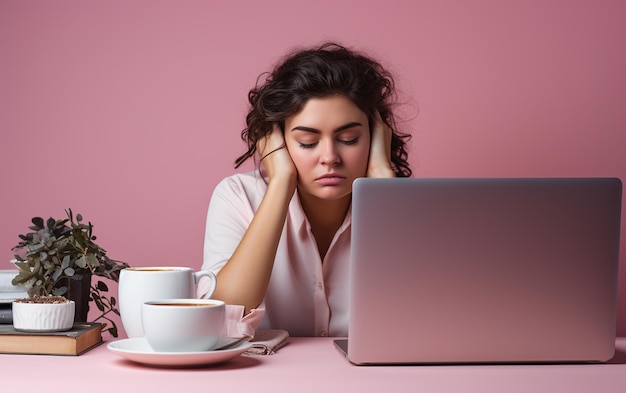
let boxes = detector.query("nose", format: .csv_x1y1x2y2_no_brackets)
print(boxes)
319,140,341,167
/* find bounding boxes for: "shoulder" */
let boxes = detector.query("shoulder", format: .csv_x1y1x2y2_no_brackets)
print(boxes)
215,171,266,193
211,171,268,207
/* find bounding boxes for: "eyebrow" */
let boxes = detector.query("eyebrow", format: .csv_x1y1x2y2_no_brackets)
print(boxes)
290,122,363,134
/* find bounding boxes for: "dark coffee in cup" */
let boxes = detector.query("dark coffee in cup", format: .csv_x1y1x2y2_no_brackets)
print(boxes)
152,303,217,307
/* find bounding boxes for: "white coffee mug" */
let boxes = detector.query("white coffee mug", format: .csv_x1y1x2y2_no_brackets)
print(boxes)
118,267,217,338
142,298,225,352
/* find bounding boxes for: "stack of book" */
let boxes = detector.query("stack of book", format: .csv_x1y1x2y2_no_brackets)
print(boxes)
0,270,103,356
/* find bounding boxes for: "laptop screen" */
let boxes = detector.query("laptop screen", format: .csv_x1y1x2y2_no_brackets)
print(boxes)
343,177,621,365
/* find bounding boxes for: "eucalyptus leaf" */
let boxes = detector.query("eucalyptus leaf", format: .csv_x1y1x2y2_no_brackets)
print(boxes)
53,286,68,296
75,255,87,269
87,254,100,267
97,281,109,291
28,243,45,252
64,267,75,276
11,271,35,285
14,261,31,270
62,255,71,269
32,216,44,228
52,268,63,282
33,259,41,274
94,297,104,312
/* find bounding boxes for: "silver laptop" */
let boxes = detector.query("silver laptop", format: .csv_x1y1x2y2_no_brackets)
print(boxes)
336,177,622,365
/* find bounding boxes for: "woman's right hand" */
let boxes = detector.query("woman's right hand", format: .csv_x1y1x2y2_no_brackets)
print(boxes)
258,124,298,188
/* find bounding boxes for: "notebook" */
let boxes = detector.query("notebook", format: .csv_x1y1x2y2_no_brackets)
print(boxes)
335,177,622,365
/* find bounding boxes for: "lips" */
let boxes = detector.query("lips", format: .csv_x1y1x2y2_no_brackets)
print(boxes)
315,174,346,186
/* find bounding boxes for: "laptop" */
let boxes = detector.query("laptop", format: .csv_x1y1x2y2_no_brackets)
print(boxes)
335,177,622,365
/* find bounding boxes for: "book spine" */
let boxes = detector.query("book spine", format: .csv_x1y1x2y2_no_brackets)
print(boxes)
0,307,12,324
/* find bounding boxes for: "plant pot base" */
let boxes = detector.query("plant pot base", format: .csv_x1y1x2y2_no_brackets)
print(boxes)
12,300,76,332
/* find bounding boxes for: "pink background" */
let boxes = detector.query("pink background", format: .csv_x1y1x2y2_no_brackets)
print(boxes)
1,1,625,336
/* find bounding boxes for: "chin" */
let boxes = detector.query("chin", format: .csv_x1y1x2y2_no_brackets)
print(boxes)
310,187,352,201
298,178,356,200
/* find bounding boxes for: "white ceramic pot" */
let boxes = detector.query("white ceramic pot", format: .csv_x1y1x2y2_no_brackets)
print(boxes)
12,300,75,332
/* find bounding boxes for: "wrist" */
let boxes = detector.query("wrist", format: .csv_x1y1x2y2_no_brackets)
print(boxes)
367,162,395,178
267,173,298,195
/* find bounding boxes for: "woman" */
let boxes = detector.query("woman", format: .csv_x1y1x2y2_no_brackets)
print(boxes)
201,42,412,337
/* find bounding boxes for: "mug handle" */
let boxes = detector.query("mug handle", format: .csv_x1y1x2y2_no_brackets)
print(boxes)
194,270,217,299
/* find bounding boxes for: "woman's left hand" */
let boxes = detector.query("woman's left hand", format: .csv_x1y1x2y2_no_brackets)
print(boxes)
367,110,396,178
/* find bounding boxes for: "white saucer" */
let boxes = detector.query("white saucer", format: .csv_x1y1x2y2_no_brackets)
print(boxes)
107,337,253,367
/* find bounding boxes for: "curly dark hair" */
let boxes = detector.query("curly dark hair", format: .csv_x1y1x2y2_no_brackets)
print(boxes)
235,42,412,177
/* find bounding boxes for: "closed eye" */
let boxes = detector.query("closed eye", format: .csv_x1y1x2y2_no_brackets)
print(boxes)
299,142,318,149
292,122,364,149
340,138,359,145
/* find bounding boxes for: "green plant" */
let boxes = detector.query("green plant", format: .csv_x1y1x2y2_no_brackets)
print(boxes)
11,209,129,337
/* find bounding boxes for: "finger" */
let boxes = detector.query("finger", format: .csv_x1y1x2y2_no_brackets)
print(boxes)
373,109,383,126
371,111,391,150
258,124,284,158
261,146,285,161
374,110,391,135
367,111,395,178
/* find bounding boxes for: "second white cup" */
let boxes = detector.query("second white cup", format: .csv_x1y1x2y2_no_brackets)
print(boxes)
142,298,225,352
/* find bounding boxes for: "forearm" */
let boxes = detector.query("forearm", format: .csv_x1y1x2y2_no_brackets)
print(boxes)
213,177,295,313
